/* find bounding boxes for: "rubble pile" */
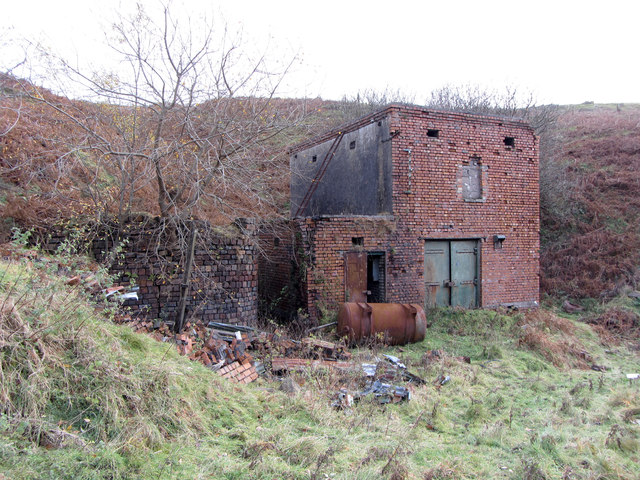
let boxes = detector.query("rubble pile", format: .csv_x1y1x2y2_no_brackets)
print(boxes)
113,313,351,384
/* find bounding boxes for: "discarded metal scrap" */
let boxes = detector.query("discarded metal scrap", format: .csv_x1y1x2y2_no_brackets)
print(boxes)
332,355,425,408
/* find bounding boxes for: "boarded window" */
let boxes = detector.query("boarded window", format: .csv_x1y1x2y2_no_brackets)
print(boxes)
462,158,482,200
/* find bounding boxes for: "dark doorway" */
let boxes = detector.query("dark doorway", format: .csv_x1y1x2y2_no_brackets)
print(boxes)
367,252,386,303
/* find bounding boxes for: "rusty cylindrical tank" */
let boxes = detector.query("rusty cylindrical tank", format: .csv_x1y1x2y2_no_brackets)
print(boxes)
337,302,427,345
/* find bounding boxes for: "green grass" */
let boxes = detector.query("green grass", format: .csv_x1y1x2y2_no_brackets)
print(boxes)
1,250,639,479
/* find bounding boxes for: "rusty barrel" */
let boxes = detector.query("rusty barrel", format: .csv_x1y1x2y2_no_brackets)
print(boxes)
337,302,427,345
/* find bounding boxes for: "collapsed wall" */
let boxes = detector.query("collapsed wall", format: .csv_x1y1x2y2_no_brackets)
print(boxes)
41,218,258,326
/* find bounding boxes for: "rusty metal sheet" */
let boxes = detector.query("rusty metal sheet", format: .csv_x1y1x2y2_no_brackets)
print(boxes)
344,251,367,302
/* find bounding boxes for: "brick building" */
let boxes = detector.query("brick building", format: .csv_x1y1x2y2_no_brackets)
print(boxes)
44,219,258,326
261,104,539,321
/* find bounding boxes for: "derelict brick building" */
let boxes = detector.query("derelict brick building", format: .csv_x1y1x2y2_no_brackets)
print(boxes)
261,104,539,320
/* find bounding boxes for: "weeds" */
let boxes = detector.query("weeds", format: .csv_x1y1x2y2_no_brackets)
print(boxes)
2,251,640,478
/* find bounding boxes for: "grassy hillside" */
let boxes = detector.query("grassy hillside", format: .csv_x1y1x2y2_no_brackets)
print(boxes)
1,244,639,479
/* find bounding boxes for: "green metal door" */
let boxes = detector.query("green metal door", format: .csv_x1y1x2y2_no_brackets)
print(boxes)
451,240,478,308
424,240,478,308
424,241,450,308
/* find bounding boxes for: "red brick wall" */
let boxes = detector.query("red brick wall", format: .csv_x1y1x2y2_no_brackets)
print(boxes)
43,220,258,326
291,105,539,320
257,221,306,318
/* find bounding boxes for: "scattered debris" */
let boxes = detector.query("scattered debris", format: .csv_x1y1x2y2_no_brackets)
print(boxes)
362,363,378,377
383,354,406,369
219,360,259,384
302,337,351,360
305,321,337,334
358,380,410,404
113,315,353,384
104,286,125,297
433,374,451,386
331,389,354,409
331,355,425,408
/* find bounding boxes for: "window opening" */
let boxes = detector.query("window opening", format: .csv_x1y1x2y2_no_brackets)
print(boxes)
427,129,440,138
504,137,515,147
352,237,364,247
349,140,356,149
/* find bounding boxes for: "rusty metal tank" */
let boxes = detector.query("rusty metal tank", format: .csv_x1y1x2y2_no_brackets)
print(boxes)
337,302,427,345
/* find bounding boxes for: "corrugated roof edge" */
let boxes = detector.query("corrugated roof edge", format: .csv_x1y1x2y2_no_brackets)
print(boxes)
287,103,534,155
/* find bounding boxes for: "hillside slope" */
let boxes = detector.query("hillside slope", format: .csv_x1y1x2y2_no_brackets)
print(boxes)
2,76,640,299
541,104,640,299
1,245,639,479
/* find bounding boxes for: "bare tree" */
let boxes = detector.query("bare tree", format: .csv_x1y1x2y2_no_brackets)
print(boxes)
1,3,308,331
11,3,304,228
0,32,27,137
329,87,416,125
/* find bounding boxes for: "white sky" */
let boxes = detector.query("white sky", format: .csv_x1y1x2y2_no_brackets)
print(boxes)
2,0,639,105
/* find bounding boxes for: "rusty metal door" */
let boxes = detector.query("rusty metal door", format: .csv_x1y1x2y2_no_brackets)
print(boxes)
451,240,478,308
424,240,478,308
424,241,450,308
345,251,367,302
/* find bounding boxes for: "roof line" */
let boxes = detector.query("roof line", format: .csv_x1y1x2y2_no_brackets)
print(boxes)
288,103,533,154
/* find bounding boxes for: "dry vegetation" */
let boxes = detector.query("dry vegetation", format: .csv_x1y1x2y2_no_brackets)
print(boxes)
0,74,320,232
2,249,639,479
540,104,640,299
4,75,639,299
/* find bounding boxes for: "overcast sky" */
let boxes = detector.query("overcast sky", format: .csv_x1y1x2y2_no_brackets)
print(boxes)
2,0,639,105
